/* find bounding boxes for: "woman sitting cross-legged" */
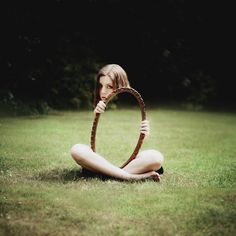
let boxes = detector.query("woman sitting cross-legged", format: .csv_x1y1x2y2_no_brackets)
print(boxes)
70,64,164,182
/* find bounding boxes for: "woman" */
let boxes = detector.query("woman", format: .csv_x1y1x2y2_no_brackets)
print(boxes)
71,64,164,182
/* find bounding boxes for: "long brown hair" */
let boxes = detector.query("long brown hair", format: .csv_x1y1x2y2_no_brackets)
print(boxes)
94,64,130,107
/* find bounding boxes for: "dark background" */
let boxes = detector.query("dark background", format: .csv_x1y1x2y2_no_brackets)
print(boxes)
1,0,234,113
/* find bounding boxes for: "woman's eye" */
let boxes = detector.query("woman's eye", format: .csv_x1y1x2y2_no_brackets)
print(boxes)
107,85,113,89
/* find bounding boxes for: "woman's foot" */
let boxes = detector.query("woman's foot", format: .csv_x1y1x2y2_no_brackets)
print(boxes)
129,171,161,182
148,171,161,182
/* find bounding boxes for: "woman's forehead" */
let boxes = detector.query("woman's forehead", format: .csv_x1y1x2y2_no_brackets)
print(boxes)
99,75,112,84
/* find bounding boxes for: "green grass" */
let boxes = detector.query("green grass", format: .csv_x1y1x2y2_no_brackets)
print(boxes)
0,108,235,236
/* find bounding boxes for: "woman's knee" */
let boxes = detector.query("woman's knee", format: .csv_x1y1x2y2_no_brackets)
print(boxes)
70,144,91,162
139,149,164,166
150,150,164,166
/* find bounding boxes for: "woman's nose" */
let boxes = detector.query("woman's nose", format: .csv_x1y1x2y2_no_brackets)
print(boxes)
101,87,107,95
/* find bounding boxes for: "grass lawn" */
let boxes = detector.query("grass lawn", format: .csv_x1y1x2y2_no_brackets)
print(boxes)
0,107,235,236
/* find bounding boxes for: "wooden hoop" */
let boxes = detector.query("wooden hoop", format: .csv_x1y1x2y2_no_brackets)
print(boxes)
90,87,146,168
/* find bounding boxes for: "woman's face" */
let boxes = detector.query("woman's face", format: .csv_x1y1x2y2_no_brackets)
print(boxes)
99,75,114,101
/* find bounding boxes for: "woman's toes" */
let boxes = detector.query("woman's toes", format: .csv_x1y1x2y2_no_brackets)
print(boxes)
151,172,161,182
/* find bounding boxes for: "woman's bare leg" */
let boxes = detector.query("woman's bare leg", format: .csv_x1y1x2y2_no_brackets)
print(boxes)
70,144,160,181
122,149,164,174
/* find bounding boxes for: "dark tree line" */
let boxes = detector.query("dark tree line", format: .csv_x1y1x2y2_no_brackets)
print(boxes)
1,0,233,114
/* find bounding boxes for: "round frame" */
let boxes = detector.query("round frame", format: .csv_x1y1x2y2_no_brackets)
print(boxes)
90,87,146,168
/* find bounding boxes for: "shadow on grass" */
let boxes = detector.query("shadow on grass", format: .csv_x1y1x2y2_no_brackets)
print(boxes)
32,168,83,182
32,166,167,184
32,167,112,183
32,168,158,183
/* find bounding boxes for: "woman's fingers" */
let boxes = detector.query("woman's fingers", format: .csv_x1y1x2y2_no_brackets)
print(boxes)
140,120,150,136
94,101,106,113
141,119,149,126
140,120,150,130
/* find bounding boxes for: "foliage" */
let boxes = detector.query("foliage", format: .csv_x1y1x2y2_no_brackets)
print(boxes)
0,90,51,115
2,1,232,110
49,59,101,109
171,70,216,107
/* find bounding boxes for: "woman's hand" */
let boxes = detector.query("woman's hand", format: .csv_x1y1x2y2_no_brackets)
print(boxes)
94,100,106,114
140,119,150,137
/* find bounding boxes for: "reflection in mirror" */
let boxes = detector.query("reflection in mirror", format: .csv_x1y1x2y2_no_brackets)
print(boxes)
96,92,142,166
